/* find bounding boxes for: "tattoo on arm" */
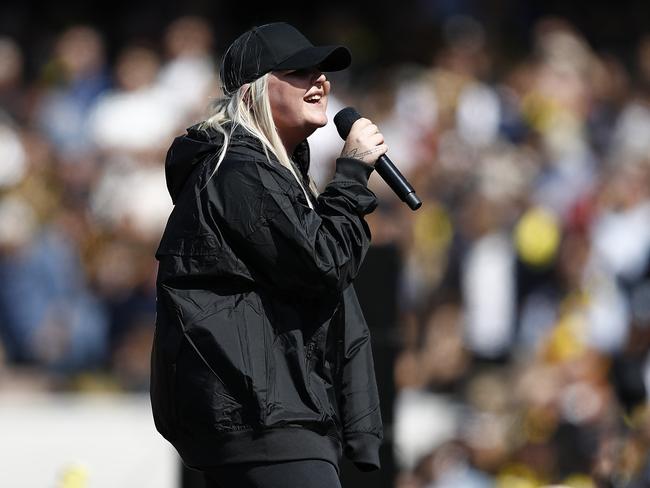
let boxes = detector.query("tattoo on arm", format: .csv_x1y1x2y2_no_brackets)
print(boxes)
341,147,381,160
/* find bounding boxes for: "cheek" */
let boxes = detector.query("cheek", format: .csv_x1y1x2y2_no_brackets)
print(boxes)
270,88,302,121
268,89,284,113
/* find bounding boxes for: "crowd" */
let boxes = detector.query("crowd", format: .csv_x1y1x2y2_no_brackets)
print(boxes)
0,17,216,389
1,13,649,487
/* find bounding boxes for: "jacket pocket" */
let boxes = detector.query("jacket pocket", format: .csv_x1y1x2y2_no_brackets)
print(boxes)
183,303,249,404
182,325,239,403
175,335,245,432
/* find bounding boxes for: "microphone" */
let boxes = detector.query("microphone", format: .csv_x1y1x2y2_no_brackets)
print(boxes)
333,107,422,211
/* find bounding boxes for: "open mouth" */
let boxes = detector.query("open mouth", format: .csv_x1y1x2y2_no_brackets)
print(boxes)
305,95,322,104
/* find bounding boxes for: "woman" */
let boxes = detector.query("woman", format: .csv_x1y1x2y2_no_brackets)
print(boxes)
150,22,387,488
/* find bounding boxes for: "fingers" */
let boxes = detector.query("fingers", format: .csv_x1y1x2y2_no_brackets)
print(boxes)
366,132,385,145
350,119,383,141
341,117,388,166
359,124,380,138
351,118,371,130
376,143,389,157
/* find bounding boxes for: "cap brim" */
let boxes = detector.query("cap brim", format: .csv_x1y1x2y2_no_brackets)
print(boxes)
275,45,351,72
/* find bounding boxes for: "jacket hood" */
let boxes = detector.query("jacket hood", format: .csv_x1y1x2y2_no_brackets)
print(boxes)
164,123,311,205
164,124,222,204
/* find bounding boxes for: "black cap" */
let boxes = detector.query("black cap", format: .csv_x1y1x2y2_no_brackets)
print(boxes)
220,22,351,94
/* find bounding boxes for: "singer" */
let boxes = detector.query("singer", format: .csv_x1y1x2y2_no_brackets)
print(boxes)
150,22,385,488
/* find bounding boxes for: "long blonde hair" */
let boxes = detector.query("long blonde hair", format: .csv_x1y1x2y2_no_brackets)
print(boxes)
200,74,317,206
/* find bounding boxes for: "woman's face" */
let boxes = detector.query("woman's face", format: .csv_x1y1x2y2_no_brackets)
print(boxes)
267,68,330,148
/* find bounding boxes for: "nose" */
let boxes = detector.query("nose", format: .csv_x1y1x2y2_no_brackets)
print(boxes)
314,72,326,85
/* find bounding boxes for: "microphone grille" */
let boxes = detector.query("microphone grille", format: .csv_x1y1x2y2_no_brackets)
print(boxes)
333,107,362,140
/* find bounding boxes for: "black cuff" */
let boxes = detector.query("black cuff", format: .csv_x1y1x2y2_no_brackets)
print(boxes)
343,432,382,471
333,158,375,186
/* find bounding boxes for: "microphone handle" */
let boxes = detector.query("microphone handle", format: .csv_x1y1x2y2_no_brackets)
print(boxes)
374,155,422,210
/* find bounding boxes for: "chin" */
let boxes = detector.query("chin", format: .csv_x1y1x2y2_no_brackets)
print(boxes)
310,114,328,128
304,104,328,127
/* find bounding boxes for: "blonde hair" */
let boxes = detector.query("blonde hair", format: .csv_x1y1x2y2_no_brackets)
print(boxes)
200,74,317,206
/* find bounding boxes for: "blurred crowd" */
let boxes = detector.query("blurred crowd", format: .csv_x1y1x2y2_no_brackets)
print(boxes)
372,16,650,488
1,13,650,488
0,17,216,390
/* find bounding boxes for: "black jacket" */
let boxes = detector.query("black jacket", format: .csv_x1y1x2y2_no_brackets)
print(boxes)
150,124,383,473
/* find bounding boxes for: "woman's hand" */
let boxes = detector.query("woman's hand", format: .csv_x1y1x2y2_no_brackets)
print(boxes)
340,118,388,166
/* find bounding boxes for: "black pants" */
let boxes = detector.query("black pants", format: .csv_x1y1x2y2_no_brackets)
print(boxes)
202,459,342,488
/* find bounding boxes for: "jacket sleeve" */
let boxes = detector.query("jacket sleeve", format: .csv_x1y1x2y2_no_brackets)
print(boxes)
208,156,377,297
336,285,383,471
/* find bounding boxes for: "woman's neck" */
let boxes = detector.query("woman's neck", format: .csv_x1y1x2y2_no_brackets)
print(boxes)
277,127,314,156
